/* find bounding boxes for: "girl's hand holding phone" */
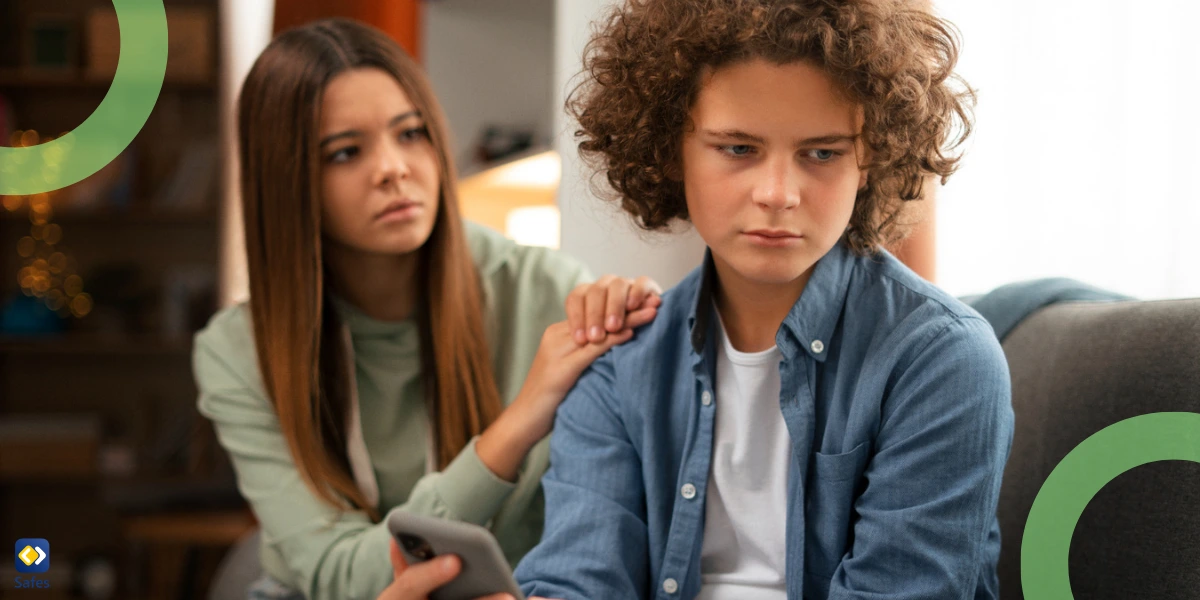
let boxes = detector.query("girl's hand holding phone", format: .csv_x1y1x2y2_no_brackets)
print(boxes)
377,539,516,600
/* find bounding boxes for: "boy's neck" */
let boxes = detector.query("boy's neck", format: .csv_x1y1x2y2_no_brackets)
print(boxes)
712,258,814,353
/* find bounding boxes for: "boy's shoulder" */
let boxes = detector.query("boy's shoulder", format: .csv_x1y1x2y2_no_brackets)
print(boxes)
846,249,1003,370
603,262,707,366
852,248,986,324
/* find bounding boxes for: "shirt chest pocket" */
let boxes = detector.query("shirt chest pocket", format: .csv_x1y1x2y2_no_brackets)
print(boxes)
804,441,870,592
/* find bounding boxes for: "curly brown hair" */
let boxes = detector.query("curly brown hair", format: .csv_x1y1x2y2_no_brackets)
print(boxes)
568,0,975,254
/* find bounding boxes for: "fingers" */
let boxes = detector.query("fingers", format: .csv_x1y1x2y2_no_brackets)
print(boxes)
476,595,517,600
567,275,663,347
396,554,462,597
585,275,616,342
389,539,407,578
623,305,659,330
578,327,634,362
604,277,632,332
565,284,589,345
540,321,579,357
626,276,663,311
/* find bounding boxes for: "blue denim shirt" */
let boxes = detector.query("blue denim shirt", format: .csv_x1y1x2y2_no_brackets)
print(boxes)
515,240,1015,600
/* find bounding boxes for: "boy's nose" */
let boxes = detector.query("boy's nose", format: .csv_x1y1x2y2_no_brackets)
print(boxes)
752,161,801,211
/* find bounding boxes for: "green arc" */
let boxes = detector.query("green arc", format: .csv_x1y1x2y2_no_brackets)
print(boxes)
0,0,167,196
1022,411,1200,598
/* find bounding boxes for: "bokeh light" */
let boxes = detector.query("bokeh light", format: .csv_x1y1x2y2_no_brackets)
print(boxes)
65,275,83,297
71,293,93,317
17,237,35,258
48,253,67,274
46,289,67,311
43,224,62,245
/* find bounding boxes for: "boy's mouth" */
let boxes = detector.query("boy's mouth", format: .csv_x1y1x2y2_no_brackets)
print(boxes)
744,229,801,239
743,229,803,247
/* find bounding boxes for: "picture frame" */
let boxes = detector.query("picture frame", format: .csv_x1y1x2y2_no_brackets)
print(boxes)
23,14,79,74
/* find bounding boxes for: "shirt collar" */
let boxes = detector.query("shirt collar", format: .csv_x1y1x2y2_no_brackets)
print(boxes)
686,238,857,363
329,293,418,339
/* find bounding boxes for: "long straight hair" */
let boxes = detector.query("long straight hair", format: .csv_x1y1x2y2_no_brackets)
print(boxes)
237,18,502,519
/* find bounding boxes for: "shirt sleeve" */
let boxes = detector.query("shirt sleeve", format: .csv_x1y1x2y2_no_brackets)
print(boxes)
194,325,518,600
513,350,650,600
827,316,1014,599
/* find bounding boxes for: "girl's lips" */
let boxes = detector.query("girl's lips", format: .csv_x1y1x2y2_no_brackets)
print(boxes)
375,201,422,222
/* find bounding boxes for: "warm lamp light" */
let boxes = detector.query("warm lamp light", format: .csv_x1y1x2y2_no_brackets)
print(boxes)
458,149,561,247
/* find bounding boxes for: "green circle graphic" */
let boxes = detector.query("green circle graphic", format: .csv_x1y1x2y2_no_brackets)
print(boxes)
1022,411,1200,598
0,0,167,195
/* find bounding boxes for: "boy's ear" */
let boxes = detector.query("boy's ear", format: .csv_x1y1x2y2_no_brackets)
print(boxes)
858,168,869,191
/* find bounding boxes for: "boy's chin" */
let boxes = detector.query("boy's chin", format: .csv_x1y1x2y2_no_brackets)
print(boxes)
724,256,815,289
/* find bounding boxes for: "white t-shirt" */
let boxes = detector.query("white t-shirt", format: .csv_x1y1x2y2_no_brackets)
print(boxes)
696,308,791,600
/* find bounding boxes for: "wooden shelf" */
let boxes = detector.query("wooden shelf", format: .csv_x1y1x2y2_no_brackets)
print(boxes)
0,69,216,92
122,508,255,545
0,333,193,356
1,209,217,226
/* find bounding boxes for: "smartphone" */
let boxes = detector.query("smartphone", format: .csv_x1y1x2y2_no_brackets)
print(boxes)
386,511,527,600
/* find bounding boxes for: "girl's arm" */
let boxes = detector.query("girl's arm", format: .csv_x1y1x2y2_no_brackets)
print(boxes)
196,324,399,600
195,314,548,600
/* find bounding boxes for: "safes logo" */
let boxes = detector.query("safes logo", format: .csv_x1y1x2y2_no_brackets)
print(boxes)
14,539,49,574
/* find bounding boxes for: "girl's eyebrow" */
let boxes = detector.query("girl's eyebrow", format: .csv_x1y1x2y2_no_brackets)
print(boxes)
320,110,422,148
702,129,857,147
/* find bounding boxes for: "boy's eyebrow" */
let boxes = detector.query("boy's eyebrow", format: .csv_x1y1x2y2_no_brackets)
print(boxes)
702,129,857,147
704,129,768,145
796,133,858,146
319,110,422,148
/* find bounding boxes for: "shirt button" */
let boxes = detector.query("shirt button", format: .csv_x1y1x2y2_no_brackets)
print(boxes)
663,578,679,594
681,483,696,500
701,391,712,406
811,339,825,354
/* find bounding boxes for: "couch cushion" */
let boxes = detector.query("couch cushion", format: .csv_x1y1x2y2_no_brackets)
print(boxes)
998,299,1200,599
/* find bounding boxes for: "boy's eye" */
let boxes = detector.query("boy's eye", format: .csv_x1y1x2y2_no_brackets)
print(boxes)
719,144,754,157
327,146,359,163
808,149,840,162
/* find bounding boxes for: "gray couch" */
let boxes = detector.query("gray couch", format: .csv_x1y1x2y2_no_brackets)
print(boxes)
995,298,1200,598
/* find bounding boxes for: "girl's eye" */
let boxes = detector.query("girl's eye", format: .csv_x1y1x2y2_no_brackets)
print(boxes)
719,144,754,158
327,146,359,163
808,149,840,162
399,127,429,142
